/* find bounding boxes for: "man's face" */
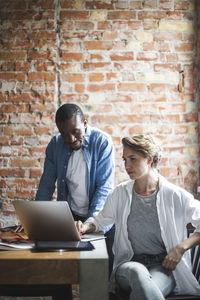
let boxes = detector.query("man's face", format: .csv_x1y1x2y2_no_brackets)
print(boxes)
57,116,87,150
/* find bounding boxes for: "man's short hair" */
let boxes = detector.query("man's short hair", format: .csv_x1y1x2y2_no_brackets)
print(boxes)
55,103,85,124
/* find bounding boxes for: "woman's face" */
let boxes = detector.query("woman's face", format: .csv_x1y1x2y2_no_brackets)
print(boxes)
122,146,152,180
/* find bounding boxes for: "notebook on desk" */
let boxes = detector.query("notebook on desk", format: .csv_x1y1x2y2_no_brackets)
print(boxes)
13,200,94,250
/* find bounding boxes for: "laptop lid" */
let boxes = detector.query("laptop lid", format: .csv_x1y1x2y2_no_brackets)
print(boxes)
13,200,81,242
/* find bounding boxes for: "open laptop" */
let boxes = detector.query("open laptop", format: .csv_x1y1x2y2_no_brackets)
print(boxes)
13,200,81,242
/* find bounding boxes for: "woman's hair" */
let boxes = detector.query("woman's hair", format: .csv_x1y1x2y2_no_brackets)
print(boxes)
55,103,84,124
122,134,162,168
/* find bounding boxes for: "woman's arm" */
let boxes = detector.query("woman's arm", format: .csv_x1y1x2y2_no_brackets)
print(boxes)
162,232,200,270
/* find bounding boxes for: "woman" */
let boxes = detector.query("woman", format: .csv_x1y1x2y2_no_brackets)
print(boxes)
77,135,200,299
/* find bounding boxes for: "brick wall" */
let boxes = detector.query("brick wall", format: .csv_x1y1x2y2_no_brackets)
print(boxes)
0,0,199,227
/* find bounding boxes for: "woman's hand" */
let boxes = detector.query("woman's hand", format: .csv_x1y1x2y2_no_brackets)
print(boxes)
162,246,185,270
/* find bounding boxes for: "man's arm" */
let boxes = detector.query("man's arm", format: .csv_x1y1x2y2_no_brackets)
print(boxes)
35,139,57,201
88,137,115,217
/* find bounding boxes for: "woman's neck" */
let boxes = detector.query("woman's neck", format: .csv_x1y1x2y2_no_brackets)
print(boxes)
134,171,159,196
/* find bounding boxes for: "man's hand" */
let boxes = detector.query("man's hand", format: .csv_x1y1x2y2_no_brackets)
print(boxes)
75,221,96,235
162,246,185,270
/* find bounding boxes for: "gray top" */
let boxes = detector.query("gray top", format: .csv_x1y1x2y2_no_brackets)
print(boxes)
127,187,166,255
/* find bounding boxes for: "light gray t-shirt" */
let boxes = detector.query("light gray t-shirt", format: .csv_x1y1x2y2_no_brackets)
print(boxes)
127,187,166,255
66,148,89,217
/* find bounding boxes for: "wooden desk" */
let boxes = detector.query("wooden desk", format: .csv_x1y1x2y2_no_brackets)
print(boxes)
0,238,109,300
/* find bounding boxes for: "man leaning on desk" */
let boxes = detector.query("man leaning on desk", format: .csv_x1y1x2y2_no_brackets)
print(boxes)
35,103,115,223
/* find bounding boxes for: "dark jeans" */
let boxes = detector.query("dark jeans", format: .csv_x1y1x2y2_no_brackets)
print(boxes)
132,252,167,267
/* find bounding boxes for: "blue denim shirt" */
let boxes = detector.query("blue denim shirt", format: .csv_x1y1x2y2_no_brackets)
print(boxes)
35,125,115,217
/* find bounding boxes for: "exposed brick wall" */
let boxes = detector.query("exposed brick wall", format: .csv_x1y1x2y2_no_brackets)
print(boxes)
0,0,199,227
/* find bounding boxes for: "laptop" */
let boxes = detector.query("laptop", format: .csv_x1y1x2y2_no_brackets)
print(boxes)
13,200,81,242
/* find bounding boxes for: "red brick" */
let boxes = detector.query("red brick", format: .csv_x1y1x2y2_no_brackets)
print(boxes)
75,84,85,93
110,52,134,61
182,114,197,123
60,0,74,8
28,0,54,9
0,137,9,146
1,104,29,113
159,1,173,10
35,127,51,134
8,93,36,103
34,62,56,72
175,43,194,52
87,84,115,92
28,31,56,40
7,179,37,189
75,22,94,30
0,73,25,81
60,94,88,103
61,73,85,82
84,41,113,50
0,94,7,102
166,54,178,62
0,169,26,177
89,73,104,82
10,158,38,168
175,125,188,134
184,170,197,194
138,11,167,19
60,11,89,20
86,1,114,9
0,51,26,60
15,189,33,199
155,32,182,41
167,11,182,19
154,64,181,72
130,1,143,9
2,41,33,50
143,42,156,51
143,20,157,30
90,54,104,61
149,84,178,93
83,62,111,71
175,1,190,10
160,167,178,177
137,52,158,61
127,20,142,30
0,114,8,123
106,94,132,102
118,83,147,92
158,43,170,52
30,147,46,156
106,73,118,81
0,0,27,9
28,72,55,81
144,0,157,9
61,52,84,61
4,126,33,136
98,21,112,30
30,169,42,178
28,51,56,60
108,11,136,20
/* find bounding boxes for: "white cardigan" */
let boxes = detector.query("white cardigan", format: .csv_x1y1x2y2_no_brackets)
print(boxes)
87,175,200,295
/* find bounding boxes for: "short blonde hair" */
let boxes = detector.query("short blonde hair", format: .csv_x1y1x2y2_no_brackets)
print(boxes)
122,134,162,168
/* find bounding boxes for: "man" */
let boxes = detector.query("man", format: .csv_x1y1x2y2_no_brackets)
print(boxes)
35,103,115,222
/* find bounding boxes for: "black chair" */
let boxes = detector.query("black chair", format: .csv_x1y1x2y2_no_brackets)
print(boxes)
115,229,200,300
0,284,72,300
